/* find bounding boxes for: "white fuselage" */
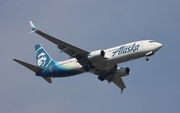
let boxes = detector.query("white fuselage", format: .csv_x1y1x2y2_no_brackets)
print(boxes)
55,40,162,74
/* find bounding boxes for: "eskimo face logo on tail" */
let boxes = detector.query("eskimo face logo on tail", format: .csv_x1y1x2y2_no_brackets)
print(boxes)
37,52,47,66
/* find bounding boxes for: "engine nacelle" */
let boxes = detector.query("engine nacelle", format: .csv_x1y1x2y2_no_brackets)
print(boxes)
88,50,105,61
113,67,130,77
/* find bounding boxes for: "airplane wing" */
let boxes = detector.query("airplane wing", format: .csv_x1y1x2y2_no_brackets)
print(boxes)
29,21,89,60
94,65,126,93
112,77,126,94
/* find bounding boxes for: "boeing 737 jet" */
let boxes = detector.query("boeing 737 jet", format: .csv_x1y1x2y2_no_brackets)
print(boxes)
13,21,162,93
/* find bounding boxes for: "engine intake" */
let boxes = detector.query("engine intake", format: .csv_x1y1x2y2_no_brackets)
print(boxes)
88,50,105,61
113,67,130,77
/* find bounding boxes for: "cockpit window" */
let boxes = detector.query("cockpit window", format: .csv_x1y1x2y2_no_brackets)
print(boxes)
149,40,154,43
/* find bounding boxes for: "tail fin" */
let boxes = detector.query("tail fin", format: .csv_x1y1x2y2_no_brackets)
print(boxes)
35,44,55,68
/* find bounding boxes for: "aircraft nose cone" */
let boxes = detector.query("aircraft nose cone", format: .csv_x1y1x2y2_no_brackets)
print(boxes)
155,42,162,51
158,43,162,49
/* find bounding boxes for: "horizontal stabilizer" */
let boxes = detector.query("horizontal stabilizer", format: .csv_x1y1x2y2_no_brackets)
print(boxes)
42,77,52,83
13,59,52,83
13,59,43,72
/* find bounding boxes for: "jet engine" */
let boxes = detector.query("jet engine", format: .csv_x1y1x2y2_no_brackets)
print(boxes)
88,50,105,62
113,67,130,77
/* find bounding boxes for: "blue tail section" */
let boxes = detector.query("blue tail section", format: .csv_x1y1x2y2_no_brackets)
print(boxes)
35,44,55,68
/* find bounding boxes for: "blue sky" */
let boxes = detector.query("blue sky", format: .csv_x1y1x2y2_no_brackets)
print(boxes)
0,0,180,113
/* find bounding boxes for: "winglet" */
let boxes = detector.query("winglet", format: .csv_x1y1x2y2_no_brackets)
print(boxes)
29,21,36,31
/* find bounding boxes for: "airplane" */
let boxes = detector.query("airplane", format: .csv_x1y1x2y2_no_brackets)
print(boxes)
13,21,162,93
